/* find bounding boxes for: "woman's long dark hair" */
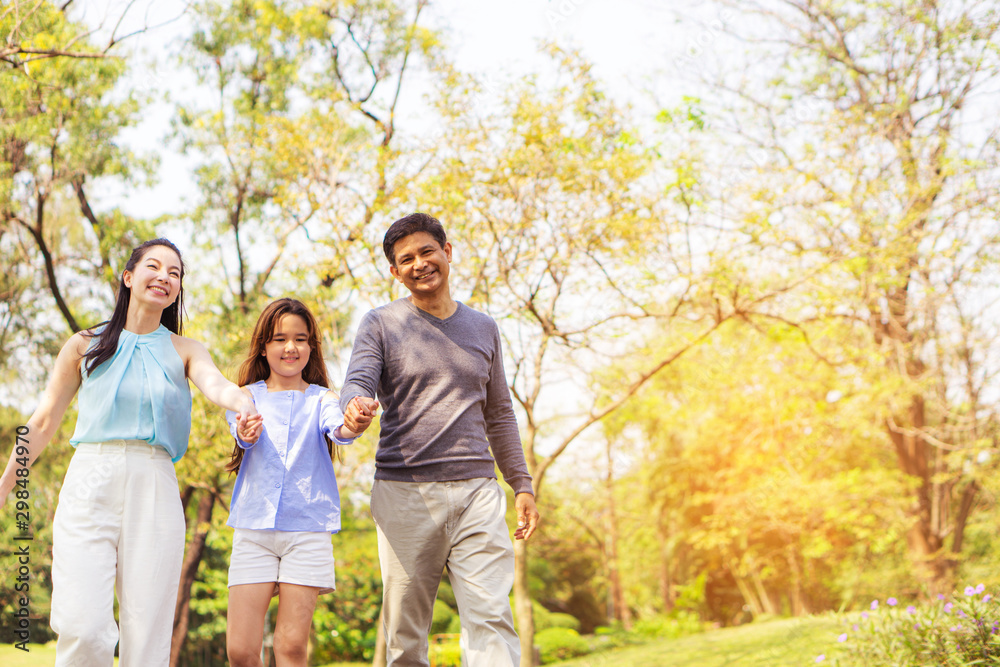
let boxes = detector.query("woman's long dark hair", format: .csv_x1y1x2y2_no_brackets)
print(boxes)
83,238,185,375
227,298,339,473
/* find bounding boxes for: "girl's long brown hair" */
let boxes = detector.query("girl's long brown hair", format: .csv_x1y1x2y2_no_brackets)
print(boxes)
227,298,340,473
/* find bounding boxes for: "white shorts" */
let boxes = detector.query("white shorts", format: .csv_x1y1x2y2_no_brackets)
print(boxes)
228,528,336,594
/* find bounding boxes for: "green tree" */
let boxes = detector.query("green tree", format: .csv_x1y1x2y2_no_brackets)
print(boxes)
2,0,163,66
413,46,776,663
605,323,914,622
1,0,154,367
703,0,1000,593
170,1,439,661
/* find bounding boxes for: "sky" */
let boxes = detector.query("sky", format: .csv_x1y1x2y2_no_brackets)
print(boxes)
73,0,714,217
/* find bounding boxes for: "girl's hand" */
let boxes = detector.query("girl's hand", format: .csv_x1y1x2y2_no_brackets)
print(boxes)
343,396,379,434
236,413,263,444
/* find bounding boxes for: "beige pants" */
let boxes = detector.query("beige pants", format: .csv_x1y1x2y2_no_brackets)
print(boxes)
371,478,519,667
51,441,185,667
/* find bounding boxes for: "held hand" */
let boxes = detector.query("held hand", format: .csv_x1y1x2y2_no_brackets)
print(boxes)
514,492,540,541
344,396,380,434
236,413,263,444
236,396,258,423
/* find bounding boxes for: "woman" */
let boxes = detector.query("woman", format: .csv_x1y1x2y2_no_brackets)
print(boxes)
0,238,260,666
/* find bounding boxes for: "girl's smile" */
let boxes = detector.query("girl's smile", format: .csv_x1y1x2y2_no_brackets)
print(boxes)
263,314,312,391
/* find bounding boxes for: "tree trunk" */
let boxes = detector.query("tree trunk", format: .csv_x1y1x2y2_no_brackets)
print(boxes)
657,518,674,613
514,539,536,667
887,393,961,596
749,564,777,615
785,547,808,616
170,489,216,667
727,559,763,616
604,439,632,628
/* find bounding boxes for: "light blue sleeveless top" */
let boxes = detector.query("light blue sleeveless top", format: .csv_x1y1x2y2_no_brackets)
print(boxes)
70,325,192,462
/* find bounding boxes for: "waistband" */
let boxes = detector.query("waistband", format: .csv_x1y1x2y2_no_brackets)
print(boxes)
75,440,172,459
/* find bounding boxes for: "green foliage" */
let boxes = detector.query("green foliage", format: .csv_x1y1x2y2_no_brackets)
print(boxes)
599,322,914,624
535,627,590,664
428,636,462,667
445,614,462,634
831,587,1000,666
1,1,154,369
523,490,608,633
0,405,74,643
547,612,582,632
631,611,704,640
431,598,455,634
310,523,382,663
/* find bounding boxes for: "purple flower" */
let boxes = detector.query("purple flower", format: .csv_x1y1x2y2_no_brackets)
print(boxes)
986,594,993,603
887,597,898,606
837,633,847,642
906,605,916,614
944,602,954,613
852,624,858,631
871,600,879,610
861,612,869,620
966,586,976,596
914,623,921,630
976,584,986,594
937,594,946,601
815,655,825,663
957,610,966,618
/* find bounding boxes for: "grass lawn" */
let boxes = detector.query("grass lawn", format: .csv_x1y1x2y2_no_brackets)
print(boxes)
554,615,845,666
2,617,844,666
0,642,116,666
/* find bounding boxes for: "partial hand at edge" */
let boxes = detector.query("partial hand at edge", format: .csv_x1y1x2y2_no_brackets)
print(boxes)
514,492,540,541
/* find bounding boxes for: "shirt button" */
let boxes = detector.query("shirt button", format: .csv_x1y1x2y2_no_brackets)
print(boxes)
283,420,288,425
274,483,281,488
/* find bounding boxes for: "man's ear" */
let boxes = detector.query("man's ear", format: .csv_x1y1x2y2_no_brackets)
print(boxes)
389,264,400,281
444,242,453,262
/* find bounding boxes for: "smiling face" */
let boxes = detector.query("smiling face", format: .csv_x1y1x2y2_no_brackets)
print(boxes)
123,245,182,308
263,313,312,384
389,231,452,298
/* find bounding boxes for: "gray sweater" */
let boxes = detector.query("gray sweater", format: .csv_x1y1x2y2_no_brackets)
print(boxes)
340,299,534,495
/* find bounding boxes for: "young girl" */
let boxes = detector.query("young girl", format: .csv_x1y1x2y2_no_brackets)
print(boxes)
224,298,378,667
0,238,258,666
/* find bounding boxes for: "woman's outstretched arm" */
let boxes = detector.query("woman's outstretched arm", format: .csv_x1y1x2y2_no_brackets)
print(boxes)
0,333,88,504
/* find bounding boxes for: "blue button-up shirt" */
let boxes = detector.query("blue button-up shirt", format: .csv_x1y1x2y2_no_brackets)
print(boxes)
226,381,354,532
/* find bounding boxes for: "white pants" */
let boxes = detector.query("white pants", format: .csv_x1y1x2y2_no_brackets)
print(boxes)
51,441,185,667
371,478,519,667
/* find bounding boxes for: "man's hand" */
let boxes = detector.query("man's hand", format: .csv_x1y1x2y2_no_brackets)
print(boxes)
344,396,380,434
514,492,540,540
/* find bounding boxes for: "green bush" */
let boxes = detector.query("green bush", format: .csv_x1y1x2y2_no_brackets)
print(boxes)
428,638,462,667
446,614,462,634
535,627,590,664
526,601,584,633
547,612,581,631
632,611,704,640
431,599,456,634
829,585,1000,666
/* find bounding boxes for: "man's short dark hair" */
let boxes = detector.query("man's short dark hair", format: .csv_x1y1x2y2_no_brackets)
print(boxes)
383,213,448,266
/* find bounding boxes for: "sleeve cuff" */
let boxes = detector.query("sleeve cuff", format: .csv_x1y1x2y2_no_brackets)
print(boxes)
227,411,258,449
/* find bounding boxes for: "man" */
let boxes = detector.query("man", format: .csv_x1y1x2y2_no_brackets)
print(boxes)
341,212,540,667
